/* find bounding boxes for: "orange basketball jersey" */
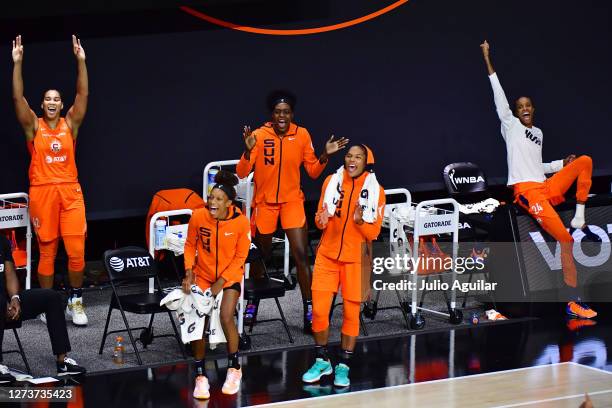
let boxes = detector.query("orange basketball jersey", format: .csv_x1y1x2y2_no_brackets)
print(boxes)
27,118,78,186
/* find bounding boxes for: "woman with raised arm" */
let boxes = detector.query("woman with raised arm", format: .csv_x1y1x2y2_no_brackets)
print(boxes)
480,40,598,319
236,90,348,333
12,35,89,326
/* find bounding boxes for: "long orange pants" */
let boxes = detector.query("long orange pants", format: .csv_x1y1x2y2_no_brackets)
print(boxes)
311,254,362,336
514,155,592,287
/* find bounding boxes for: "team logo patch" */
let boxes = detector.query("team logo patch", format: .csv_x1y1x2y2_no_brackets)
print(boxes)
109,257,125,272
50,139,62,153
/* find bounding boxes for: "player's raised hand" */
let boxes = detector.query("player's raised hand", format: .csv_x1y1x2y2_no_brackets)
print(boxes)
480,40,490,59
243,125,256,152
72,35,86,61
325,135,349,156
12,35,24,63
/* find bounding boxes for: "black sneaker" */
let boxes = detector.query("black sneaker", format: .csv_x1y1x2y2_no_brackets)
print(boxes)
57,357,87,376
0,364,16,384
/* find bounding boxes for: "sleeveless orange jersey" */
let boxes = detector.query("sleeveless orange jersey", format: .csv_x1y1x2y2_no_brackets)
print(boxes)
236,122,326,204
27,118,78,186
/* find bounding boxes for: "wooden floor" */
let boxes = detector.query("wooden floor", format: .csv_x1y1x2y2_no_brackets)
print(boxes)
251,363,612,408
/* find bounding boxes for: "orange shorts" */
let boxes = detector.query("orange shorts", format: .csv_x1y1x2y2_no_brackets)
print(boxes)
253,200,306,234
29,183,87,242
195,275,241,293
312,253,363,302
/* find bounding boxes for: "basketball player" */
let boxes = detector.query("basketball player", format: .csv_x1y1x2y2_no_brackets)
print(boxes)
237,90,348,333
303,145,385,387
183,171,250,399
480,40,597,319
12,35,89,325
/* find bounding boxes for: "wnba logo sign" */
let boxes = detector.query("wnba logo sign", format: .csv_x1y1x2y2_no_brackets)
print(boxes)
109,257,125,272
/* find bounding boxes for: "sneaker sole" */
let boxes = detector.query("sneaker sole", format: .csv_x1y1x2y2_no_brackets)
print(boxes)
333,380,350,387
302,367,333,383
193,394,210,400
567,311,597,319
222,386,240,395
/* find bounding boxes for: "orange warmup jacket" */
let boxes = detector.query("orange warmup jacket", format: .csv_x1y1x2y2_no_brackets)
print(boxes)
236,122,326,204
184,205,251,286
316,170,386,263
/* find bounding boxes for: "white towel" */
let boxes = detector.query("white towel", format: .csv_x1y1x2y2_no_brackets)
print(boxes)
323,166,380,223
208,290,227,349
160,285,213,344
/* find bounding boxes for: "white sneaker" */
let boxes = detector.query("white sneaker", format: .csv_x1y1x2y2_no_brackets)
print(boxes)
222,367,242,395
66,297,88,326
38,313,47,324
193,375,210,400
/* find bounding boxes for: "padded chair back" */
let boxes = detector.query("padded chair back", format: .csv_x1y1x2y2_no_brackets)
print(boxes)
443,162,488,195
103,246,158,281
246,242,264,264
145,188,205,246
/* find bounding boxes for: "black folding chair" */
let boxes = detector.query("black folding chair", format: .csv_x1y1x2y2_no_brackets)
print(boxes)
243,244,293,343
2,320,31,374
98,246,186,365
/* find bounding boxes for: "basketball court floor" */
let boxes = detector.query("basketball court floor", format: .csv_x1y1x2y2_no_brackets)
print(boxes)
71,312,612,408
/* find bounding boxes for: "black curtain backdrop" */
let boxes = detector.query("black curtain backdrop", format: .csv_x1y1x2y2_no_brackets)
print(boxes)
1,0,610,219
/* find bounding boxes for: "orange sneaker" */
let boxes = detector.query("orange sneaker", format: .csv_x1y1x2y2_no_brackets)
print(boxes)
567,302,597,319
193,375,210,400
566,318,597,331
222,367,242,395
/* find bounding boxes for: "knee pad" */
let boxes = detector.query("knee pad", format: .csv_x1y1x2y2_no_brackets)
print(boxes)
63,235,85,272
341,299,361,337
312,290,333,333
37,239,59,277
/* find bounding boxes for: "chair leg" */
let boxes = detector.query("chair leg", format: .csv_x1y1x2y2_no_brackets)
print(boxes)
359,311,369,337
117,307,142,365
167,311,186,359
143,314,155,349
418,275,430,308
274,297,293,343
394,289,410,329
98,305,114,355
462,272,474,308
12,329,31,374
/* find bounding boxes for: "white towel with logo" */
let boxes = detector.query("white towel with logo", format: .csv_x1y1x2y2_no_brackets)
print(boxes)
208,289,227,349
160,285,213,344
323,166,380,223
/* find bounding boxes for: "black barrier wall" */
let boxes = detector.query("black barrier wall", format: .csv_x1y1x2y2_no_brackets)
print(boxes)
1,0,611,219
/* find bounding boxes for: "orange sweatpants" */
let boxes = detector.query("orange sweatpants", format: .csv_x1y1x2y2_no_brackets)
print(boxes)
514,155,593,287
311,254,363,336
37,235,85,277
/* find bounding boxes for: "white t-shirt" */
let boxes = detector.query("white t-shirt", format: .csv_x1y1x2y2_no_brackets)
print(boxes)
489,73,563,185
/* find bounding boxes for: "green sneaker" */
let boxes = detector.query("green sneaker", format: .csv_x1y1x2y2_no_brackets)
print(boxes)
302,358,333,383
333,363,350,387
